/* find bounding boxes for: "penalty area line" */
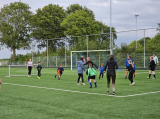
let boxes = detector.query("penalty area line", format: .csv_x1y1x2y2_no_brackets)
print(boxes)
2,82,160,98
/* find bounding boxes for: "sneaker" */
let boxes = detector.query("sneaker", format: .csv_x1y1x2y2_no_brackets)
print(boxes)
82,83,85,85
77,83,80,85
153,78,156,79
29,75,31,77
125,76,127,79
146,77,150,79
95,86,97,88
113,92,116,95
129,83,133,85
38,77,40,79
132,82,135,85
58,78,60,80
55,75,56,78
90,87,92,88
28,75,30,77
107,91,109,94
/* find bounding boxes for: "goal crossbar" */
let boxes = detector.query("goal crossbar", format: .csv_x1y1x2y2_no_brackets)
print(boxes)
71,49,111,70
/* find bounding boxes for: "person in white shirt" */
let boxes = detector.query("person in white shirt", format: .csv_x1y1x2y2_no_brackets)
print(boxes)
153,53,159,69
27,59,34,77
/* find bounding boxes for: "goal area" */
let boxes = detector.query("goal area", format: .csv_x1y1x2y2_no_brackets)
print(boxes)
71,50,112,70
6,64,38,77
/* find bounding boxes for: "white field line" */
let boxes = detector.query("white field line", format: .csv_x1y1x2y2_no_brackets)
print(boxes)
2,82,160,98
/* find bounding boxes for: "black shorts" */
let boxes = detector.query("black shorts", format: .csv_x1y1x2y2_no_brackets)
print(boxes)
89,75,95,79
60,72,63,75
126,66,129,71
150,68,155,71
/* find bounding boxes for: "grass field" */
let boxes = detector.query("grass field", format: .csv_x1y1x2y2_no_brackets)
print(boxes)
0,67,160,119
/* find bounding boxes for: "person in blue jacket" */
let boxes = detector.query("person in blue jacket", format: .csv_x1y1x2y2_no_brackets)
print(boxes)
99,63,104,80
125,55,133,79
133,62,136,77
77,57,86,85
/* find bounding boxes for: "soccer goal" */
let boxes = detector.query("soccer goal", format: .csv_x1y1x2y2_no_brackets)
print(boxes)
71,50,111,70
6,64,38,77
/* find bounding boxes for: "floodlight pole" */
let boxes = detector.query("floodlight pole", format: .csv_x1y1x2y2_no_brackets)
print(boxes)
110,0,112,54
144,29,145,68
65,37,66,67
47,39,48,67
86,35,88,57
135,15,139,48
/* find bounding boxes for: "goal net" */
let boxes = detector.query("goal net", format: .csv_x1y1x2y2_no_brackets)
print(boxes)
6,64,38,77
71,50,112,70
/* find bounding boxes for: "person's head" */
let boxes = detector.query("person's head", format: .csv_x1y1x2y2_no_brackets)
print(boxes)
153,53,156,57
128,60,132,64
101,63,104,67
38,62,41,65
109,54,114,60
127,55,131,59
80,57,83,61
150,56,153,60
87,57,90,61
60,65,62,67
29,59,31,61
81,56,83,58
89,63,92,68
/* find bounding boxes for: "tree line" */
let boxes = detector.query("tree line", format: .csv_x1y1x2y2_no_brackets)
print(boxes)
0,2,116,62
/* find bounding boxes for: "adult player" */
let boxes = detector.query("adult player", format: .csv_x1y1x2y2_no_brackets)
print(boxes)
125,55,133,79
104,54,118,95
84,57,99,81
147,56,156,79
153,53,159,69
27,59,34,77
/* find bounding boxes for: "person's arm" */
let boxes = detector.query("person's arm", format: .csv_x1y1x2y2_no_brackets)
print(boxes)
27,63,28,69
91,61,98,69
80,62,85,71
157,57,159,65
115,61,118,69
83,62,88,66
104,62,108,71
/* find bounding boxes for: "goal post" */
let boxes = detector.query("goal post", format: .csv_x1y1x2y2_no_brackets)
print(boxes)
6,64,38,77
71,49,111,70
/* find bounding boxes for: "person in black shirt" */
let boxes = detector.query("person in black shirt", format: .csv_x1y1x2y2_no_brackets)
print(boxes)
84,57,99,81
104,55,118,95
147,56,156,79
128,60,135,85
36,62,42,79
55,65,64,80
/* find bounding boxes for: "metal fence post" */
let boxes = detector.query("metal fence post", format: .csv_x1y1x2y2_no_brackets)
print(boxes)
144,29,145,68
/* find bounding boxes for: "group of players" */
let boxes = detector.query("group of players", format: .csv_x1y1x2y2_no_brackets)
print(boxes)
26,53,159,95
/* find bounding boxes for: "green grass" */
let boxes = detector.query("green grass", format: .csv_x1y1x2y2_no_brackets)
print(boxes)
0,67,160,119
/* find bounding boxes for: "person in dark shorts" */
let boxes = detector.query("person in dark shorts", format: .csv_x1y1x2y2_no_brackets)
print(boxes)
36,62,42,79
55,65,64,80
125,55,133,79
88,63,98,88
84,57,99,82
104,54,118,95
128,60,135,85
99,63,104,80
147,56,156,79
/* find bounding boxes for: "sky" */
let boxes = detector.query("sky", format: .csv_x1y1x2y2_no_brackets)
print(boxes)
0,0,160,59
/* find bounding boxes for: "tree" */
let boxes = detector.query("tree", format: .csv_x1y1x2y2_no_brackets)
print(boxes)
0,2,33,62
66,4,95,20
31,4,66,53
138,37,151,47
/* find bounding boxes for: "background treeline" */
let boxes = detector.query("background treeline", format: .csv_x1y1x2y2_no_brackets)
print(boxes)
0,2,159,62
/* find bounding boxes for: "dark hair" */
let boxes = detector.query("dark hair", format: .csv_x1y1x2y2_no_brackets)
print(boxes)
109,54,114,60
80,57,83,61
153,53,156,55
128,55,131,58
38,62,41,63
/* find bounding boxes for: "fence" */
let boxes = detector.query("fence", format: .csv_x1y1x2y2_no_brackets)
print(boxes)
1,52,160,69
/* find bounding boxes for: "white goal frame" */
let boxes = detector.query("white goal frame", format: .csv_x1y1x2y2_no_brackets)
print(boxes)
6,64,38,77
71,49,111,70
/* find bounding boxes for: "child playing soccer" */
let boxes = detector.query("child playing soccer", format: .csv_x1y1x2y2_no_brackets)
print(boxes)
128,60,135,85
88,63,98,88
99,63,104,80
133,62,136,77
55,65,64,80
147,56,156,79
36,62,42,79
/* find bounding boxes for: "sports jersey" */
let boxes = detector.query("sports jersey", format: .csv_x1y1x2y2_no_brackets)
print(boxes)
58,67,64,73
36,65,42,70
88,68,97,76
125,59,133,67
100,67,104,73
133,64,136,70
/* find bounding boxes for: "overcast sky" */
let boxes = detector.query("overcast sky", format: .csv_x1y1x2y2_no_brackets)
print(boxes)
0,0,160,59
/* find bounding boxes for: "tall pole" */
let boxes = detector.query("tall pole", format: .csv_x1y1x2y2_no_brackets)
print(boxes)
144,29,145,68
65,38,66,67
86,35,88,57
47,39,48,67
110,0,112,54
135,15,139,48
